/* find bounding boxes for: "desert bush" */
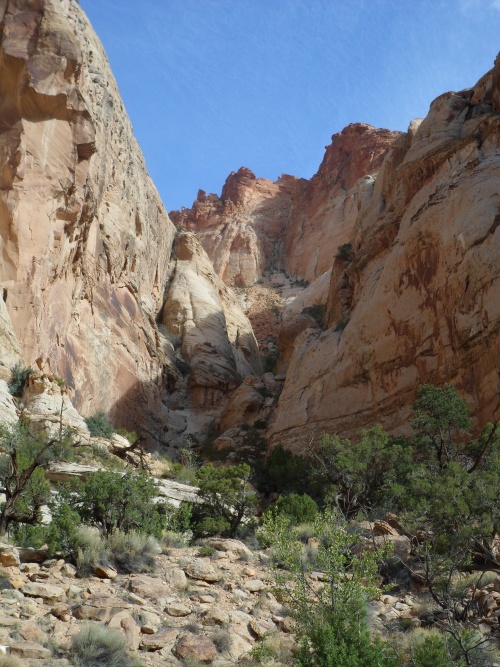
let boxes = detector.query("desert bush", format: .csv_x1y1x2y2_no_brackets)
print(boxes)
0,421,75,534
75,527,108,576
107,530,160,573
211,629,232,653
7,363,34,397
302,303,327,327
160,530,188,551
115,428,137,444
336,243,354,262
197,545,217,558
261,509,396,667
190,463,258,538
0,657,24,667
72,623,133,667
84,411,115,439
267,493,318,526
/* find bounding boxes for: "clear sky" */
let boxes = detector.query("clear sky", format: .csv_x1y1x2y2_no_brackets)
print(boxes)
79,0,500,212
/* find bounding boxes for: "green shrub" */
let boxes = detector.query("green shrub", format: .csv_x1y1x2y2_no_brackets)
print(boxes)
0,422,75,534
302,303,326,327
75,527,109,576
335,243,354,262
267,493,318,526
191,463,258,538
72,470,168,538
0,656,24,667
115,428,137,444
197,545,217,558
7,363,34,397
72,623,133,667
107,530,160,573
84,411,115,439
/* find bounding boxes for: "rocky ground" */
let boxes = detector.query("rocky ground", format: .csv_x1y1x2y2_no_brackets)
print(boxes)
4,527,499,666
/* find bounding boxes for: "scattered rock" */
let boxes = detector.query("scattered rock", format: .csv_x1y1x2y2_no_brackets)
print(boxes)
21,582,65,603
10,641,52,659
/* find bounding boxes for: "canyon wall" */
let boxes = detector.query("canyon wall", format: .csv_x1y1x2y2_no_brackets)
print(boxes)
0,0,259,449
170,125,399,286
271,60,500,448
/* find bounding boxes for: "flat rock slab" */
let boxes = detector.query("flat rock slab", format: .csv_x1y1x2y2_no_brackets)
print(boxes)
128,574,170,598
166,602,191,617
21,582,65,603
207,538,252,558
10,641,52,659
243,579,265,592
140,628,179,651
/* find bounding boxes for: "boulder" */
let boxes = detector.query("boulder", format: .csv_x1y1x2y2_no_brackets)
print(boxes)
184,560,221,583
21,582,65,603
173,632,217,663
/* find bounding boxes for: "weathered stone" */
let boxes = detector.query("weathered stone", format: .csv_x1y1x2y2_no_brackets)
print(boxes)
166,603,192,617
109,610,140,650
184,560,221,583
0,545,20,568
93,565,118,579
21,582,65,603
173,632,217,663
10,641,52,659
243,579,265,592
206,538,252,559
165,567,188,590
140,628,178,651
128,575,170,598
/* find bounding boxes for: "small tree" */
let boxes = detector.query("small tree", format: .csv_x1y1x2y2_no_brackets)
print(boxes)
192,463,258,538
308,425,412,518
260,509,396,667
0,422,73,535
84,411,115,439
72,470,167,538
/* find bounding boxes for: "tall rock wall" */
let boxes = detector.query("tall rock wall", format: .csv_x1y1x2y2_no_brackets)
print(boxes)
271,60,500,449
170,125,400,285
0,0,260,447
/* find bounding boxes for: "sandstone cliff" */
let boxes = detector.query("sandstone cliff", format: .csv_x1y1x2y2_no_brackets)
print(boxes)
170,124,400,286
271,58,500,448
0,0,260,449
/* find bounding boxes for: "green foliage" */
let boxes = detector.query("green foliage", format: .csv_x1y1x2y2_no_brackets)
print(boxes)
71,470,168,538
72,623,134,667
310,425,412,518
0,422,74,534
84,411,115,439
191,463,258,538
261,509,395,667
266,493,318,526
261,346,279,374
7,363,34,397
302,303,327,327
115,427,137,444
263,444,310,495
197,545,217,558
336,243,354,262
106,530,160,573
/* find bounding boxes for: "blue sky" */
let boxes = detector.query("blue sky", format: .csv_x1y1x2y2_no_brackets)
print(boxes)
79,0,500,212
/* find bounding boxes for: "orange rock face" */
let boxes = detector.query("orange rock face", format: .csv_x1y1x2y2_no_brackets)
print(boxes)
171,125,400,285
271,57,500,449
0,1,260,447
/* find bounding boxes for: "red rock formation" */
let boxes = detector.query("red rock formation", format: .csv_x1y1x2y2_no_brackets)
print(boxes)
171,125,400,285
0,1,261,449
271,56,500,449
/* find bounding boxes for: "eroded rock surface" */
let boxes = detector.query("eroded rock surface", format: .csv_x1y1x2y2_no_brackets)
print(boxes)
271,58,500,448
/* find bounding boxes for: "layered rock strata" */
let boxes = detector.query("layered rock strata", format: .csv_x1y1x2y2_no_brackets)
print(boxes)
170,124,400,285
271,59,500,448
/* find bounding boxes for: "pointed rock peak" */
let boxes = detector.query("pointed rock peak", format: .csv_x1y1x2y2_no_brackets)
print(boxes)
221,166,257,204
